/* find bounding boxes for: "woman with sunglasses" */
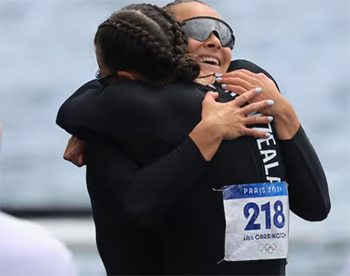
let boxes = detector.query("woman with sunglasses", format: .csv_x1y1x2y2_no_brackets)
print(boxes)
57,1,330,275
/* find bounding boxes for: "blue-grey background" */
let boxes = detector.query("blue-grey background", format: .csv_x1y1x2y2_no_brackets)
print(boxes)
0,0,349,275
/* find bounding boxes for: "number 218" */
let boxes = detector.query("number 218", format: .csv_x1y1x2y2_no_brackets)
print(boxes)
244,200,285,230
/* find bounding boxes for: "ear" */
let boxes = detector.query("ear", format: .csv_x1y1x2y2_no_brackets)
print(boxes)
117,71,136,80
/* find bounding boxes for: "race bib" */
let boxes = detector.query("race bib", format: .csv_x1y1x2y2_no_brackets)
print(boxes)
220,182,289,262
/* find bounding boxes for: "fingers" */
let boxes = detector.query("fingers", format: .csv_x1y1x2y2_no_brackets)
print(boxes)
220,84,247,95
63,148,84,167
235,69,258,79
204,91,219,101
258,72,269,79
241,97,275,115
234,87,263,106
64,153,84,167
63,138,74,161
244,115,273,126
63,136,86,167
202,92,219,108
244,128,272,139
218,76,252,91
77,155,85,167
225,69,263,80
242,70,269,82
219,70,275,94
221,70,258,85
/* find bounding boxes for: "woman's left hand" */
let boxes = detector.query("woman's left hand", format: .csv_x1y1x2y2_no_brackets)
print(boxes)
216,69,300,139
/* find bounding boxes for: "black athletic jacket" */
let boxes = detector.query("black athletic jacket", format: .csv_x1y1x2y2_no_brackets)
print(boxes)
57,60,330,275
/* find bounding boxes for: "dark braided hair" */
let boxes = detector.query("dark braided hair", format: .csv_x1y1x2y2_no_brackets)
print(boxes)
163,0,210,14
94,3,200,84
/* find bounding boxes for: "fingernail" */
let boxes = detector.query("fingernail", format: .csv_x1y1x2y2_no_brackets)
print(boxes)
216,73,223,77
255,87,262,93
266,132,272,137
267,100,275,106
268,116,273,122
221,84,227,88
216,77,222,81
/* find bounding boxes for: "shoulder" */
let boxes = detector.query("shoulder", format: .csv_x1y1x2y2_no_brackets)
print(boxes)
77,79,103,91
229,59,280,91
99,80,204,110
102,80,202,97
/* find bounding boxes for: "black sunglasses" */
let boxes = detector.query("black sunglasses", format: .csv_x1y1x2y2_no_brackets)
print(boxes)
181,16,235,49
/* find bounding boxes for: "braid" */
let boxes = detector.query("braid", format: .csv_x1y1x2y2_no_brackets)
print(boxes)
130,4,199,81
118,4,178,62
172,23,188,54
100,18,172,61
148,5,187,54
144,5,186,57
95,3,200,84
100,19,155,50
147,4,200,82
100,19,151,43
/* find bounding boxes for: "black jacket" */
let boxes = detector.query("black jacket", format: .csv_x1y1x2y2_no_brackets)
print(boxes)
57,60,330,275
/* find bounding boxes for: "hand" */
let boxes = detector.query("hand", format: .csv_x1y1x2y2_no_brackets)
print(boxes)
216,69,287,115
201,87,275,140
216,70,300,139
63,136,86,167
189,87,274,161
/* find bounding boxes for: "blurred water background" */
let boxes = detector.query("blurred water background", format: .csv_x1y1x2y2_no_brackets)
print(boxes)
0,0,349,275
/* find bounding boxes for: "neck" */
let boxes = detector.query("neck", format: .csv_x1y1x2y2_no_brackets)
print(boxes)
194,73,216,86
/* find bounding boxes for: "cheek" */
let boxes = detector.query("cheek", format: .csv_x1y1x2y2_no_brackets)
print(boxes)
222,48,232,71
187,38,202,54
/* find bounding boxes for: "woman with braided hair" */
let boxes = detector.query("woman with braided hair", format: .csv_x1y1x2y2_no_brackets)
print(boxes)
93,3,200,85
57,1,330,275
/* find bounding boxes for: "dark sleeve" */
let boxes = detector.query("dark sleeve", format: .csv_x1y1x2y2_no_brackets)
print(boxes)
229,59,280,90
64,79,102,102
56,80,202,143
229,60,331,221
56,80,112,142
279,125,331,221
85,137,208,228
